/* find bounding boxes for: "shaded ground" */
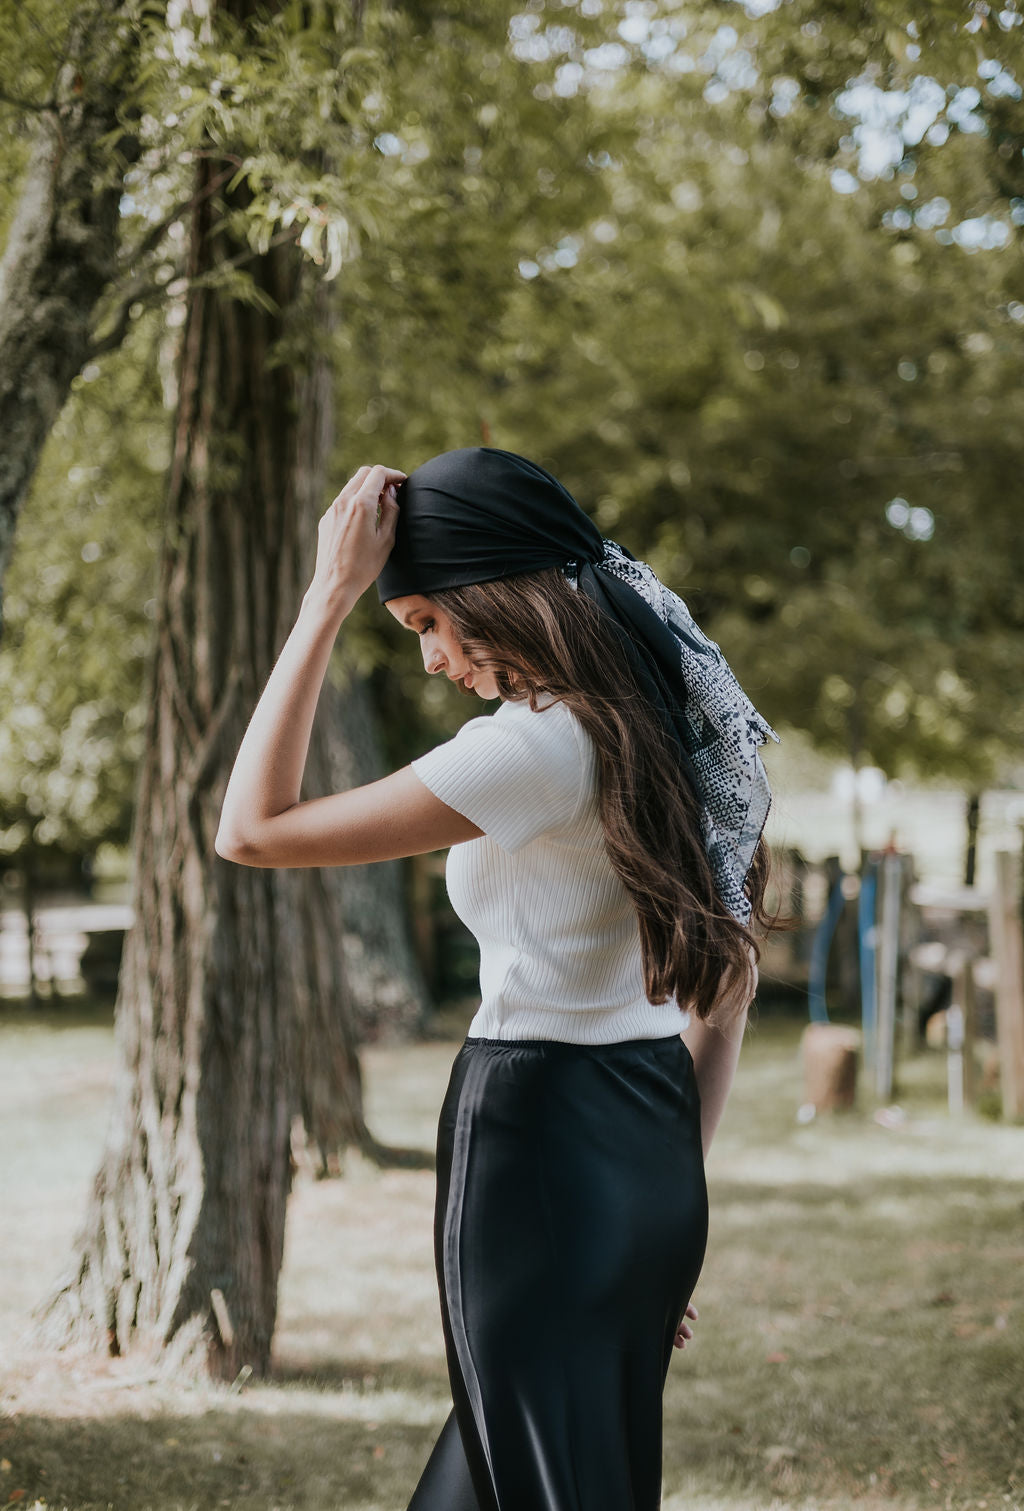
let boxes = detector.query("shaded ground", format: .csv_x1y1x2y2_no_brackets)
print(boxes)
1,1009,1022,1510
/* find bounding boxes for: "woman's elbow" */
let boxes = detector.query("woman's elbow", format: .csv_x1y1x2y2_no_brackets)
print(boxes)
215,827,263,866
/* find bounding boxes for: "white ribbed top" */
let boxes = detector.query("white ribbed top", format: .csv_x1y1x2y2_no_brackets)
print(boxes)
411,696,690,1044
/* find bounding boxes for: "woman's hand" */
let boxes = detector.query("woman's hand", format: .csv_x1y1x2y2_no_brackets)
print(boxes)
306,463,406,615
674,1301,698,1350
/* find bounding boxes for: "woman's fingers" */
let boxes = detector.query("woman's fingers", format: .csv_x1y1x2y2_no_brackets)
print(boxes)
353,464,407,501
360,463,407,490
348,466,406,531
354,465,406,531
331,464,406,515
309,465,407,607
673,1300,699,1349
331,465,374,507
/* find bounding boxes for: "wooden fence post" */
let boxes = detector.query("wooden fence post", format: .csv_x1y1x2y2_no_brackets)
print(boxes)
945,950,977,1115
898,854,918,1058
874,851,902,1101
988,850,1024,1121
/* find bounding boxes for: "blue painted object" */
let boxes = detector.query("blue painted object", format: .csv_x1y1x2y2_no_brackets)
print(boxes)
859,860,879,1067
808,870,846,1024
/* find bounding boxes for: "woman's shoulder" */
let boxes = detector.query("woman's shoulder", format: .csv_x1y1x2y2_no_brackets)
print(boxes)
417,694,592,789
493,695,592,767
493,692,578,734
412,694,593,853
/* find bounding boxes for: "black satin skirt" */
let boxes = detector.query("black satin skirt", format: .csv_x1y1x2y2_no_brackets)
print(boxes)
408,1033,709,1511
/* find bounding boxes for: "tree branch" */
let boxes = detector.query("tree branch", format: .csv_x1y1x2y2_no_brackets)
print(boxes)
116,165,239,273
87,280,167,360
0,86,55,114
199,225,302,281
91,163,251,361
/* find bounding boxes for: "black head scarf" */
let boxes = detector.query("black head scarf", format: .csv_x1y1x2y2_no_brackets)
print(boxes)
376,446,599,596
377,446,777,922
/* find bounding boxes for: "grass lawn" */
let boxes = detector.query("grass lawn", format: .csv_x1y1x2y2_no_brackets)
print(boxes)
1,1007,1022,1511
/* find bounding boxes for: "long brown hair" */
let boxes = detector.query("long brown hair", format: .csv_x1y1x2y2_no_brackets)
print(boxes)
432,567,772,1025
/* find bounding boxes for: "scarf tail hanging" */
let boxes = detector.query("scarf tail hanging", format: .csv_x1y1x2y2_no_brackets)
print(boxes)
568,541,778,926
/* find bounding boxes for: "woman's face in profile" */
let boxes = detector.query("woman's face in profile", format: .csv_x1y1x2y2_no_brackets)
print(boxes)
386,594,501,700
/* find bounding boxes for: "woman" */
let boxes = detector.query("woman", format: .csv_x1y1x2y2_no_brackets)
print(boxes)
217,447,778,1511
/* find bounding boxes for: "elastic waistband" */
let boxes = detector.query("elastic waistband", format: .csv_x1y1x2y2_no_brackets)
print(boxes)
463,1032,684,1053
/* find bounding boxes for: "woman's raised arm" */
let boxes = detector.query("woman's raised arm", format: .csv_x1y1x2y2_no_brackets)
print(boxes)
214,464,482,869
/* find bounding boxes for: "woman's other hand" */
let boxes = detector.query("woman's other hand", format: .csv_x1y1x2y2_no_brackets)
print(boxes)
306,464,406,615
674,1301,698,1350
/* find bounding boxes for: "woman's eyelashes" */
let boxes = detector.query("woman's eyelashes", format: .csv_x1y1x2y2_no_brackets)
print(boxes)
415,620,435,637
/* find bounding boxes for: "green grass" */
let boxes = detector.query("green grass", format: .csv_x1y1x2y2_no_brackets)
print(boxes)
1,1010,1022,1511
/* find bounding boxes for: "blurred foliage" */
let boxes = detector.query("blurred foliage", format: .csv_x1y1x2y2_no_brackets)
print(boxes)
0,323,164,855
341,0,1024,782
2,0,1024,865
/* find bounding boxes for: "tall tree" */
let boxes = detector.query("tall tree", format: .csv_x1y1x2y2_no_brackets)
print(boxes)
36,0,405,1376
0,0,427,1025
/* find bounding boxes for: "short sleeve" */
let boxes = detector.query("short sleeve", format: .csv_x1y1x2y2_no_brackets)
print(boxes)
410,701,588,853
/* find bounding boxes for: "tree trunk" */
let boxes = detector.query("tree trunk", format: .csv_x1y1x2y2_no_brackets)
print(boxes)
38,154,371,1378
0,1,145,627
318,662,430,1042
21,847,41,1010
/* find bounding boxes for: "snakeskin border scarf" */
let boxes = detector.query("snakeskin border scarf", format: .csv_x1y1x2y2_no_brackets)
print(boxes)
563,541,778,925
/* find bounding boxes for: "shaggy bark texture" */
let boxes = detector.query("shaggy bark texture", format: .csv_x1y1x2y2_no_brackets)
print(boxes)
39,156,369,1378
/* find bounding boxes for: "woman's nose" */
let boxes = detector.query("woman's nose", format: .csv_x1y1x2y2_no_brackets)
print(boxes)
423,643,445,675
